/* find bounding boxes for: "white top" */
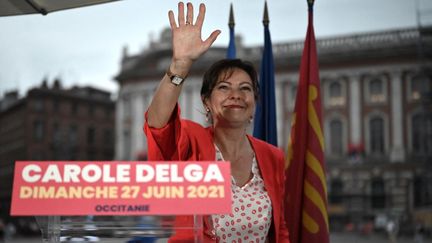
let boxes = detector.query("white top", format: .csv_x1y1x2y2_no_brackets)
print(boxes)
211,146,272,242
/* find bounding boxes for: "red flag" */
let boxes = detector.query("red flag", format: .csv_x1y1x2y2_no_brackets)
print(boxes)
284,2,329,243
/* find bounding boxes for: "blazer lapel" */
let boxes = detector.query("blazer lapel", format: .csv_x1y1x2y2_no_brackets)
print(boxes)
247,135,278,240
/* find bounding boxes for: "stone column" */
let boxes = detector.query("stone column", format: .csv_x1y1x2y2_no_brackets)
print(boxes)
390,71,405,162
132,93,144,160
349,75,362,146
115,92,124,160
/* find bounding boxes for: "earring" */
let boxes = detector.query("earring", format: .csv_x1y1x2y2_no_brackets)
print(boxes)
205,107,210,122
249,116,253,124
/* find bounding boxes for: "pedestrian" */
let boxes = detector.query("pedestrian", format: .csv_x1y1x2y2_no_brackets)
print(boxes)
414,222,424,243
361,221,373,237
386,219,398,243
3,222,15,242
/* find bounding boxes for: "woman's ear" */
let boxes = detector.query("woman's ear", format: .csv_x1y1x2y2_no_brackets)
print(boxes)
202,96,209,110
202,96,211,123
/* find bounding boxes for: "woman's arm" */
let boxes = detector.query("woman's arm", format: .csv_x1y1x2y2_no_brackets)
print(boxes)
147,2,220,128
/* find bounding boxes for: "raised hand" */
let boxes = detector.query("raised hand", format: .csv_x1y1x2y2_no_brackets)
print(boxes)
168,2,220,72
147,2,220,128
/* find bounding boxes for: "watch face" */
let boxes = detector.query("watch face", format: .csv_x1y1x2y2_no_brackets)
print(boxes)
171,76,184,86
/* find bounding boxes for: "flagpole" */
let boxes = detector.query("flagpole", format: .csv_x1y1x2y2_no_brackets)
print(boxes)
228,3,235,29
285,0,329,242
226,3,236,59
263,1,269,26
307,0,314,12
252,0,278,146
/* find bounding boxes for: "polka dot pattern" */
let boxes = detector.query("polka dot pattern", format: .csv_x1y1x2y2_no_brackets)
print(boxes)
211,147,272,242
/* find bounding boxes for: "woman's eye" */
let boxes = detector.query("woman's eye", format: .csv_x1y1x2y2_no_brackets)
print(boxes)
217,85,229,90
241,86,252,91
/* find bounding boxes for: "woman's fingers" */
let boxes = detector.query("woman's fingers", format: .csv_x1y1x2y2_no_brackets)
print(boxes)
173,2,194,27
168,2,219,59
186,2,194,25
195,3,205,28
203,30,221,49
177,2,185,26
168,10,177,29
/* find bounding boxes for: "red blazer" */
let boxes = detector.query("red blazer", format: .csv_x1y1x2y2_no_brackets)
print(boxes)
144,106,290,242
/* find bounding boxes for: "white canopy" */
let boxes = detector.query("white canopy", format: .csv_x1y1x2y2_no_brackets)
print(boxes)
0,0,120,16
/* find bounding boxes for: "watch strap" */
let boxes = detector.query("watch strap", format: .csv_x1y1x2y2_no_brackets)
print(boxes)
166,67,187,80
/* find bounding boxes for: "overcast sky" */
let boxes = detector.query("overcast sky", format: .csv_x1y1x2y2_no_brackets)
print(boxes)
0,0,431,98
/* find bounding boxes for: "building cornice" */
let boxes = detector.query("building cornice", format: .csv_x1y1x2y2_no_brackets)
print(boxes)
115,26,432,85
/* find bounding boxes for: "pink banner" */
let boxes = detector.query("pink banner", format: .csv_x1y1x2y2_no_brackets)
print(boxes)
11,161,231,216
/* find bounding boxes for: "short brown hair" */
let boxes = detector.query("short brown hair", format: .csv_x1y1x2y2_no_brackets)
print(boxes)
200,59,259,102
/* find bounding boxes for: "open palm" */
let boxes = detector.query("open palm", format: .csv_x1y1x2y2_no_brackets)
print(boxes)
168,2,220,65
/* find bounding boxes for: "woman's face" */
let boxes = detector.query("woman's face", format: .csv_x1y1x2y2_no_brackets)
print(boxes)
204,68,256,128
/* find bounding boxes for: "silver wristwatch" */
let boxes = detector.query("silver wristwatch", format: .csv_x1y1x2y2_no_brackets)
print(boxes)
166,67,186,86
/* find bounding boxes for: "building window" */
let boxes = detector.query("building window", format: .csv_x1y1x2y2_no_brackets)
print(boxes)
69,148,78,161
181,87,193,119
371,178,386,209
411,76,423,100
33,120,44,141
53,99,60,112
412,114,432,156
33,99,44,112
52,123,61,143
51,123,62,160
330,120,343,156
290,85,297,101
87,127,95,145
88,105,95,117
105,107,112,119
414,176,432,207
329,179,343,204
330,82,342,97
31,151,45,160
103,129,113,144
87,149,96,161
69,125,78,146
370,117,385,154
288,85,297,110
104,149,113,160
71,102,78,115
123,97,131,119
123,130,131,160
328,82,344,106
369,78,385,103
410,75,430,101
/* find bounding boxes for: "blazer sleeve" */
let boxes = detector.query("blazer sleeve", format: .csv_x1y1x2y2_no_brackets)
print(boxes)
143,104,190,161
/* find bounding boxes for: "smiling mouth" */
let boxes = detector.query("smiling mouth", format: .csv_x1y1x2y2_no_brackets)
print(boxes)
225,105,244,109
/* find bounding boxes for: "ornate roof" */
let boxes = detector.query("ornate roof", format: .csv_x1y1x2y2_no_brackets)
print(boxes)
115,26,432,84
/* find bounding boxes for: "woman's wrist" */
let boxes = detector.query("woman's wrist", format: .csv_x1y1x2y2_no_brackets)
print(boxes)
169,59,192,78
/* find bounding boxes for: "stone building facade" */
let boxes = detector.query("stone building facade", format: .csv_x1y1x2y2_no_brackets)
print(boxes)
115,26,432,231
